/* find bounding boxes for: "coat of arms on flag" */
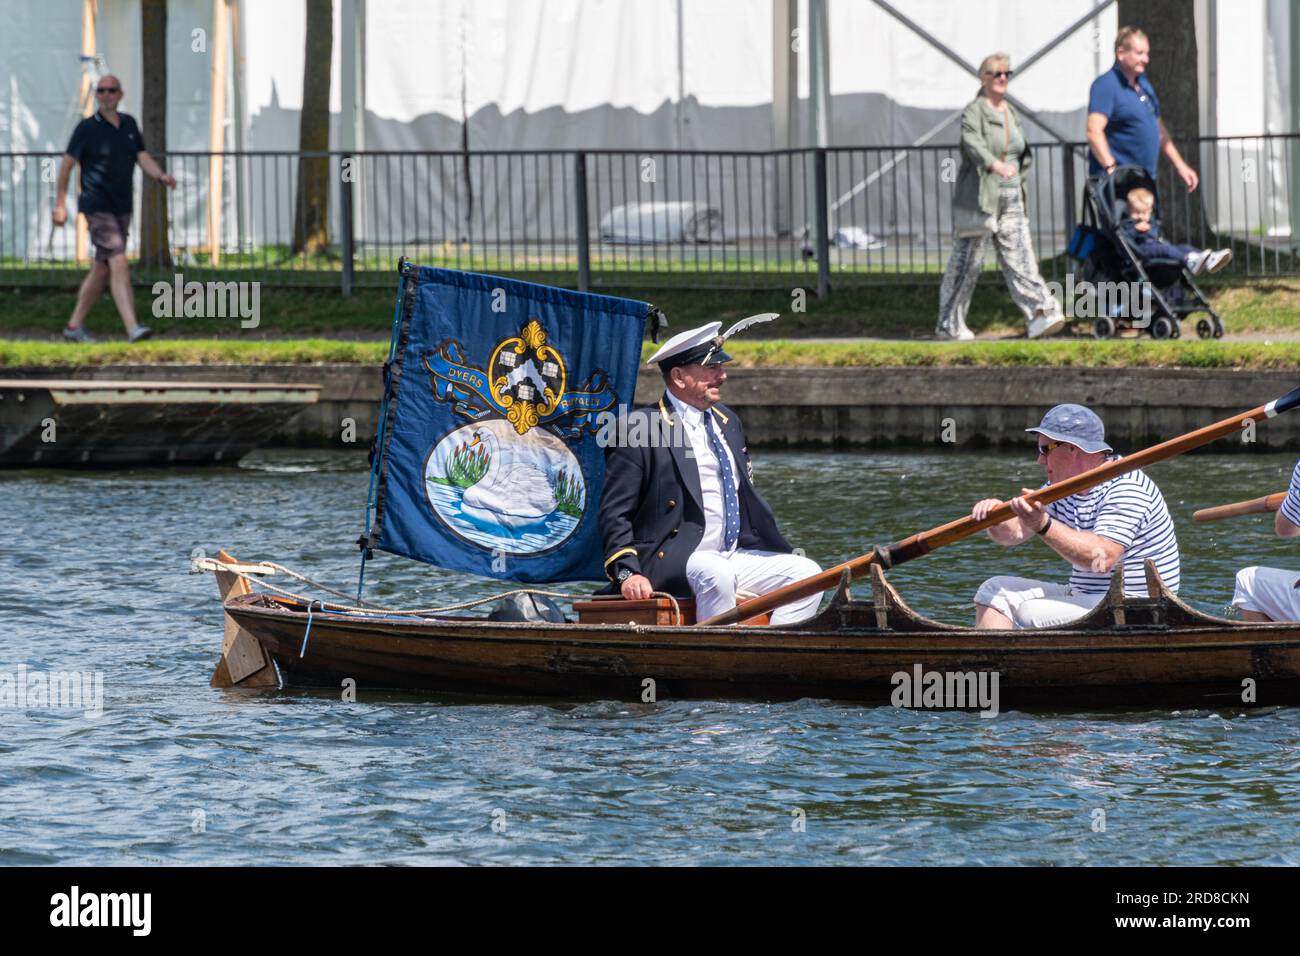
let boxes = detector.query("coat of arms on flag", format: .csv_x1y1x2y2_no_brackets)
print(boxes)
367,265,651,583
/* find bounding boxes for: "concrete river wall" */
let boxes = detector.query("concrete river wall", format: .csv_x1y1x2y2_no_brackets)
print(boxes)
7,364,1299,451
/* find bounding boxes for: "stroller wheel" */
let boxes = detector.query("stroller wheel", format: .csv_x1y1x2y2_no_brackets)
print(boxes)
1196,318,1213,339
1171,321,1181,339
1093,316,1116,339
1213,317,1225,338
1150,316,1175,339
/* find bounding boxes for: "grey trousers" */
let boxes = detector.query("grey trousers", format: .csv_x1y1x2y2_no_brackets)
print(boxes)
937,189,1062,338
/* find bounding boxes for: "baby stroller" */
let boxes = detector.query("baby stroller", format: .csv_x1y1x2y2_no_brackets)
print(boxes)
1067,165,1224,340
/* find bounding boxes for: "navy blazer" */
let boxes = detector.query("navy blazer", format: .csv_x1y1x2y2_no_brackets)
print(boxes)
598,393,793,596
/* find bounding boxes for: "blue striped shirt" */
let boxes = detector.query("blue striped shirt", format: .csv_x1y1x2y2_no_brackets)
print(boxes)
1045,461,1180,595
1280,460,1300,527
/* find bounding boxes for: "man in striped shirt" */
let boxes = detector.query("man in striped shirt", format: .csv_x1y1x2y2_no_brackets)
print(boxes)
971,404,1181,629
1231,461,1300,621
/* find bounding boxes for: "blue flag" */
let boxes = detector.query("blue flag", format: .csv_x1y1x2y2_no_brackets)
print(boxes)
369,266,649,583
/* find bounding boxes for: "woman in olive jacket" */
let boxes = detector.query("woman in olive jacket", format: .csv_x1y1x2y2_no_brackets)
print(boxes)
937,54,1064,340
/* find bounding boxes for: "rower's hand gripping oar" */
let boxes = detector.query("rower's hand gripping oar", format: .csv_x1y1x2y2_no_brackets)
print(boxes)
1192,492,1286,523
696,385,1300,627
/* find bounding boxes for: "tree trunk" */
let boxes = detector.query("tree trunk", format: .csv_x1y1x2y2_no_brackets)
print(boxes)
139,0,172,269
1115,2,1206,244
293,0,333,256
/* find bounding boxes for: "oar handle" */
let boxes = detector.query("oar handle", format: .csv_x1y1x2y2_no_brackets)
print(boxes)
696,385,1300,627
1193,492,1287,522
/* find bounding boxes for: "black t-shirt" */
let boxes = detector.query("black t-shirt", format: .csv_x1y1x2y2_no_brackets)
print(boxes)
65,111,146,215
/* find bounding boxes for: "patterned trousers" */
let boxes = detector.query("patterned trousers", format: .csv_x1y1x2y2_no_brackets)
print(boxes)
937,189,1062,338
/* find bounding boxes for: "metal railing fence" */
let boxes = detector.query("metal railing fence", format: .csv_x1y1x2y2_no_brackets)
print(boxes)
1,134,1295,293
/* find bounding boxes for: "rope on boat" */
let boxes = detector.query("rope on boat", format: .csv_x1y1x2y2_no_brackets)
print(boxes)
300,601,321,657
193,556,681,621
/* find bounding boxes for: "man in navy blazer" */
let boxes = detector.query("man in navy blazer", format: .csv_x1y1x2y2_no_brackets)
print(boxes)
598,321,822,625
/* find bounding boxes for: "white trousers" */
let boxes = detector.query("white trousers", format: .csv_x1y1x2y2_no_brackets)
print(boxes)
1232,566,1300,621
686,548,823,625
975,575,1106,629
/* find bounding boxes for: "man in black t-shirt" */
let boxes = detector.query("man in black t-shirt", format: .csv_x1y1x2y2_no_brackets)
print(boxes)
53,75,176,343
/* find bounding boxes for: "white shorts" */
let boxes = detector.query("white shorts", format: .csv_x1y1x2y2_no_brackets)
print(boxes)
974,574,1106,629
1232,566,1300,621
686,548,823,625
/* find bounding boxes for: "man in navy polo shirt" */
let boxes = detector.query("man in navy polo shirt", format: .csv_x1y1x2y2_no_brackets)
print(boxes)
1086,26,1199,191
53,75,175,344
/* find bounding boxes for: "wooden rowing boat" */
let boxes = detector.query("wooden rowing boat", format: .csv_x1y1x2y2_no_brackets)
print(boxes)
208,552,1300,707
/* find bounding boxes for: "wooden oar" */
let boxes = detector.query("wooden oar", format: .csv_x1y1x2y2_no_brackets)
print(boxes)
1193,492,1286,523
697,385,1300,626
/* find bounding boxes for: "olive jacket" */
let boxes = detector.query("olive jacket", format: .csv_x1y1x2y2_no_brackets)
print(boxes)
951,96,1032,229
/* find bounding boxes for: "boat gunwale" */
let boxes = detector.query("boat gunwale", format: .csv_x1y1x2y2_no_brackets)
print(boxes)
222,591,1300,655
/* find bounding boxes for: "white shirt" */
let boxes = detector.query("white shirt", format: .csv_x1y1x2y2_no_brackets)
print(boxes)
1280,459,1300,527
667,391,740,554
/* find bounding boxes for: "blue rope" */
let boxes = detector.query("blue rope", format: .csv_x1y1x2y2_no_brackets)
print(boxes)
355,269,410,605
299,601,319,658
354,552,368,606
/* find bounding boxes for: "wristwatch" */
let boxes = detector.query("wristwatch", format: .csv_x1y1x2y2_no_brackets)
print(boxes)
616,568,633,583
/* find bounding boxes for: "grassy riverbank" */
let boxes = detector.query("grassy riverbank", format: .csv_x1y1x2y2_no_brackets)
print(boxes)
4,337,1300,370
4,276,1300,341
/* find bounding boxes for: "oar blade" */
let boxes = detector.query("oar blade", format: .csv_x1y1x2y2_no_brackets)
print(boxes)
1268,384,1300,416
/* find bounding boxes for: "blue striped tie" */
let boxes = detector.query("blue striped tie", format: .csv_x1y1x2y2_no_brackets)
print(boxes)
705,414,740,552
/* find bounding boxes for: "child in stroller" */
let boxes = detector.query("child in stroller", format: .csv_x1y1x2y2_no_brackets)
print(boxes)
1122,187,1232,276
1069,165,1226,339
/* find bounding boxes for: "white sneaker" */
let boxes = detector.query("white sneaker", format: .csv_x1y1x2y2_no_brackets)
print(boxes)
128,325,153,343
1185,250,1209,275
1027,312,1065,339
63,325,96,344
935,326,975,341
1204,249,1233,274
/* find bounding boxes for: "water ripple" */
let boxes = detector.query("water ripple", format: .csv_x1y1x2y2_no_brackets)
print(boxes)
4,450,1300,864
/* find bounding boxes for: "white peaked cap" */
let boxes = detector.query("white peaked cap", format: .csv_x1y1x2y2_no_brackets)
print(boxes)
645,322,727,368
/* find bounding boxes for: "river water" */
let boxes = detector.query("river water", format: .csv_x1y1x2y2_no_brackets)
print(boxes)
3,449,1300,865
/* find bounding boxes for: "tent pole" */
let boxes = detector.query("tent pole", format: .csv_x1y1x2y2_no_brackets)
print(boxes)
771,0,797,237
230,0,248,253
207,0,230,265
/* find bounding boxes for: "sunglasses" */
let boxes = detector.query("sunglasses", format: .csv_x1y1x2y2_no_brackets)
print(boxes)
1037,439,1061,457
96,86,120,94
985,70,1013,79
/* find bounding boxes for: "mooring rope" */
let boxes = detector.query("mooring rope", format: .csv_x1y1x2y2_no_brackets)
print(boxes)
195,557,681,622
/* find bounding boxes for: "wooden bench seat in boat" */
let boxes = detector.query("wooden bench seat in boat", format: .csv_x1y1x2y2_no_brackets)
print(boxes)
572,592,772,627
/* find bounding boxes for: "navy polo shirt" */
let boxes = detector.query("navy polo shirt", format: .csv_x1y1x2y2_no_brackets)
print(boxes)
65,111,146,215
1087,64,1161,178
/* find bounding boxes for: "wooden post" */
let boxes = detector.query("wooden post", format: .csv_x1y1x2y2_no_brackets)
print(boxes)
210,549,279,688
76,0,97,266
207,0,230,265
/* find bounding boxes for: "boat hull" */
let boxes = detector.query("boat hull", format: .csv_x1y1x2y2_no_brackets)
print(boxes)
222,593,1300,707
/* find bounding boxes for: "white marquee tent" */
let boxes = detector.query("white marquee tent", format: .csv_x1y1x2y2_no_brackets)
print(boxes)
1,0,1294,262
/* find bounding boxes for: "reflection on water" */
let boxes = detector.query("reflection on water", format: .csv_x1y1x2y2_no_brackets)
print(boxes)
2,448,1300,865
